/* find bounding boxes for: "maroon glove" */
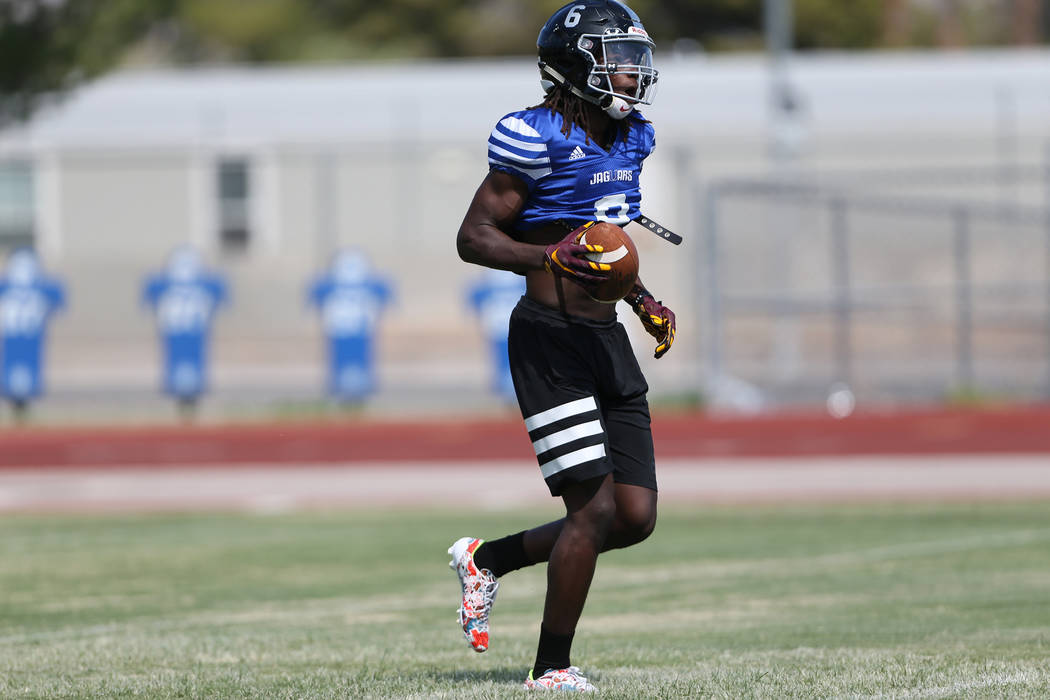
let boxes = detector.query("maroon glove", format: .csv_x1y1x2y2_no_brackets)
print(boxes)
626,287,676,359
543,221,610,285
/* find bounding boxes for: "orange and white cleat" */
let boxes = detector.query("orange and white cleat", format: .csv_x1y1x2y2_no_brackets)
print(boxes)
524,667,597,692
448,536,499,652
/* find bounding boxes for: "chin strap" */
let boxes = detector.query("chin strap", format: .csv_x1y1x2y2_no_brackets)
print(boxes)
540,64,634,120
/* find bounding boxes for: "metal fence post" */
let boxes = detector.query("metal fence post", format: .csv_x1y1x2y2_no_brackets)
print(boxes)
1045,143,1050,398
314,150,337,264
703,184,724,383
829,197,852,386
952,207,974,389
996,84,1018,211
1045,199,1050,399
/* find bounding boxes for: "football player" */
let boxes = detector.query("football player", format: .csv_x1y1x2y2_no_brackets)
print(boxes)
450,1,676,691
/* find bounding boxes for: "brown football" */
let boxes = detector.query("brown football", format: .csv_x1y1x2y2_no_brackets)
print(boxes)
578,222,640,303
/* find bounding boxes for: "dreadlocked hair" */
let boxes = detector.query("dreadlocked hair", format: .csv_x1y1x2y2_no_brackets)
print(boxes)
529,84,632,145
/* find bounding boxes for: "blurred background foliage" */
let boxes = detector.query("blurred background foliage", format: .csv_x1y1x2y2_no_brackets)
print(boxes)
1,0,1048,124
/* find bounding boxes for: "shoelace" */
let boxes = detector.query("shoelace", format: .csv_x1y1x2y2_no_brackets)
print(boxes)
561,667,593,690
463,575,497,620
534,667,591,689
558,667,586,681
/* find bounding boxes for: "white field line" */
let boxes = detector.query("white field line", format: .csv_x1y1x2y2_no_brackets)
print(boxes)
866,670,1043,699
0,590,452,646
594,527,1050,589
2,528,1046,647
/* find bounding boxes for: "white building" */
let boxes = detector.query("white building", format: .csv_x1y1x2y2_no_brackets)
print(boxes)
0,49,1048,419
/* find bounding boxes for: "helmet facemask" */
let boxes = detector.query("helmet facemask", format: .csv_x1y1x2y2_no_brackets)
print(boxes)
581,34,657,104
578,32,658,118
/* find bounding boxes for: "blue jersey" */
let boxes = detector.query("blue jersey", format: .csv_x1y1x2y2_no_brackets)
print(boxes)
0,279,65,400
487,107,655,232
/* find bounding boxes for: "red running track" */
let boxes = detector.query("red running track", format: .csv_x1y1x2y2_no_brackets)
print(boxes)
1,404,1048,468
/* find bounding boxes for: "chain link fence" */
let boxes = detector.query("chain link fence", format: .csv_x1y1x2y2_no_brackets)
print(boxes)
698,162,1050,409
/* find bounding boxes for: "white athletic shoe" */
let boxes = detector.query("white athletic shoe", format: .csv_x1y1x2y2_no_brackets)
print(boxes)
448,536,499,652
524,666,597,692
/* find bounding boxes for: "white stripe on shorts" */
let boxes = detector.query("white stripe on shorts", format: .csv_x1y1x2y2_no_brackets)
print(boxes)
531,419,604,456
539,444,607,479
524,396,597,432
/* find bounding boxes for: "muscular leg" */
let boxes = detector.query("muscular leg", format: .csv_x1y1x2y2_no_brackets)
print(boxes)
523,481,657,566
540,473,617,635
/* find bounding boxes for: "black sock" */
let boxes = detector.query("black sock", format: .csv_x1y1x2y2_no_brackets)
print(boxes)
533,625,574,679
472,530,529,578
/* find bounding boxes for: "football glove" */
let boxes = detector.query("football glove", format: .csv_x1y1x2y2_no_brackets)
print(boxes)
626,287,676,359
543,221,610,285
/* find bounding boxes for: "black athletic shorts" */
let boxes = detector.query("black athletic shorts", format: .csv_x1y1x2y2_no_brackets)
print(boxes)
507,295,657,497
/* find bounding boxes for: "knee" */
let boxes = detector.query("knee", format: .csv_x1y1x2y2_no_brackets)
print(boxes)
568,491,617,541
586,492,619,533
617,501,657,545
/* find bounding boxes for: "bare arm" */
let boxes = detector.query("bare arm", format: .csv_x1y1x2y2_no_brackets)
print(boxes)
457,171,546,274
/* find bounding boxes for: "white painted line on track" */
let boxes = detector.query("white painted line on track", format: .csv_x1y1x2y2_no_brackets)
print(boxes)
0,455,1048,513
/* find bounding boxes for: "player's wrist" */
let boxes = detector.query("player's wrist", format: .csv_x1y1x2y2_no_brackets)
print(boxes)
625,284,653,309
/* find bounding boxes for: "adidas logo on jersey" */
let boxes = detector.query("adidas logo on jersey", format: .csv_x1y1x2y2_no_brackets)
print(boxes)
569,146,586,160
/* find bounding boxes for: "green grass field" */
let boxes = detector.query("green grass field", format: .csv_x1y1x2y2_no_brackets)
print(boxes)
2,502,1049,699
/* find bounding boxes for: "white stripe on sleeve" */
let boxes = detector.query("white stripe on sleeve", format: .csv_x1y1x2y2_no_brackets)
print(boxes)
499,116,543,139
490,131,548,153
487,142,550,167
488,159,553,180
